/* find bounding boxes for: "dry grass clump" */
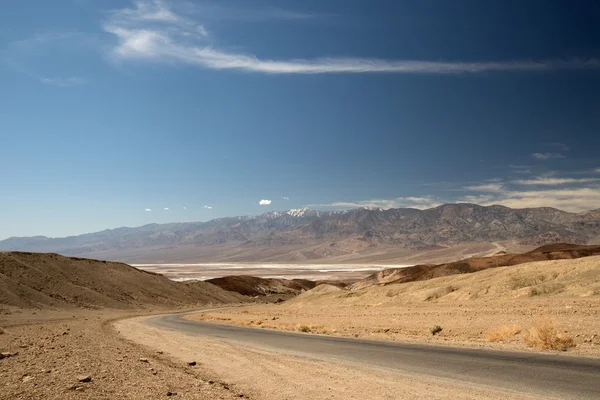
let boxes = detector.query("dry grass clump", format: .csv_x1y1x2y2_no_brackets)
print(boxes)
429,325,443,336
524,319,575,351
485,325,521,342
0,327,4,335
297,325,312,333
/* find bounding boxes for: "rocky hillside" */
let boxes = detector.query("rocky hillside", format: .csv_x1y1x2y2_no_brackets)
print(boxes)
1,204,600,262
0,252,248,309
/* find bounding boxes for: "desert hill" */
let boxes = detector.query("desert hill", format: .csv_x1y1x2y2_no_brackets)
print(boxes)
0,252,248,310
206,276,317,297
206,275,349,299
1,204,600,263
351,243,600,290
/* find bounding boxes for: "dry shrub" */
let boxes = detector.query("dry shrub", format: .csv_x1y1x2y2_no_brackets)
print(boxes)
429,325,443,336
524,319,575,351
485,325,521,342
0,327,4,335
298,325,312,333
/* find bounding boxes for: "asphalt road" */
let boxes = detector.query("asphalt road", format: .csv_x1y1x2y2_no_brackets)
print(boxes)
146,312,600,400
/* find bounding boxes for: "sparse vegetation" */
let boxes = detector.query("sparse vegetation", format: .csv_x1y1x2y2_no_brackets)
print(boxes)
429,325,443,336
0,327,5,335
298,325,312,333
485,325,521,342
524,319,575,351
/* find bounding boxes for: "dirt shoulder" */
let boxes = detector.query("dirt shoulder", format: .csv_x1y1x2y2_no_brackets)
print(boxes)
0,308,247,400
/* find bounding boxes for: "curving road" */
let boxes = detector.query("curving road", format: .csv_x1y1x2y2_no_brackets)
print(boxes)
145,312,600,400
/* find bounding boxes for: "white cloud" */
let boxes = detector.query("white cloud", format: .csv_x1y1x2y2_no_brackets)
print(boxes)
460,187,600,212
163,207,169,210
464,183,504,192
259,199,272,206
513,177,600,185
104,1,600,75
313,196,441,210
203,205,213,209
144,208,152,212
532,152,565,160
283,197,290,200
182,206,187,209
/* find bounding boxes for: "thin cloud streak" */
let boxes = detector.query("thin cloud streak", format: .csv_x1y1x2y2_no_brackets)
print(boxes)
533,152,565,160
39,76,86,86
513,177,600,185
104,1,600,75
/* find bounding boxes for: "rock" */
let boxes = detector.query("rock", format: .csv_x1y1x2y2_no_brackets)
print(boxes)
77,375,92,383
22,375,34,383
139,358,149,363
0,352,16,359
187,361,196,366
156,351,164,354
208,380,215,384
167,391,177,396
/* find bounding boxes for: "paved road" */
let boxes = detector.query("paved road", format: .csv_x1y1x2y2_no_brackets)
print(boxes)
146,312,600,399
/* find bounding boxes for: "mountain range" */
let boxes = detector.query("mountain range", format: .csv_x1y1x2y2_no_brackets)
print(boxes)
1,204,600,264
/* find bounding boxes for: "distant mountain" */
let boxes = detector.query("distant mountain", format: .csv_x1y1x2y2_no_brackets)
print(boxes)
2,204,600,263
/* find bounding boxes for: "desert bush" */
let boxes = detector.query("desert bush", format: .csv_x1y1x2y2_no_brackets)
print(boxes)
524,319,575,351
0,327,4,335
485,325,521,342
429,325,443,336
298,325,312,333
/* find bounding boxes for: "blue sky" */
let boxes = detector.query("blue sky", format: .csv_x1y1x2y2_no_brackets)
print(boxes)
1,0,599,239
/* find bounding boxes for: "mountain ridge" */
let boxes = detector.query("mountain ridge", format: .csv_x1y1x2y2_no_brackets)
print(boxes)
2,203,600,263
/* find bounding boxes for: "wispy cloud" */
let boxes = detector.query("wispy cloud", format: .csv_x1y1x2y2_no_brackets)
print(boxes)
509,164,533,174
39,76,86,86
203,205,213,209
513,177,600,185
163,207,169,210
463,183,504,192
259,199,272,206
5,32,93,86
460,187,600,212
104,1,600,75
145,208,152,212
188,4,330,22
533,152,565,160
311,196,441,210
283,197,290,200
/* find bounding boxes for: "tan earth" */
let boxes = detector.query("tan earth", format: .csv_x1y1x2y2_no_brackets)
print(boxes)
0,309,248,400
189,255,600,356
2,251,600,399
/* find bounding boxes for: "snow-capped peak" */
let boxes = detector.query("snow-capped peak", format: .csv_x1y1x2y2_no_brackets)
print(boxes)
287,207,309,217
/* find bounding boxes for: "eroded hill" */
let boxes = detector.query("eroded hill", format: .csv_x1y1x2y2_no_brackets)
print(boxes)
0,252,247,310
